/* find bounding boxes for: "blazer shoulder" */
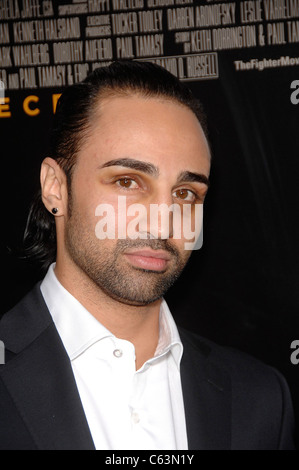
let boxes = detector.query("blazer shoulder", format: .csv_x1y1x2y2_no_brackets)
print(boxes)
179,327,291,392
0,283,53,354
179,327,295,449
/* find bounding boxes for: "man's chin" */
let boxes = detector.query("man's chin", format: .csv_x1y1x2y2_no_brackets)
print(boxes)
109,293,163,307
94,270,173,306
96,281,164,306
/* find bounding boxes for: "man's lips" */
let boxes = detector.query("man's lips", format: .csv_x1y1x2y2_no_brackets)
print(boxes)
123,249,171,271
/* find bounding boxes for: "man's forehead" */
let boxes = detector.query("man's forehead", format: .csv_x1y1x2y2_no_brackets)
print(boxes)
94,96,207,139
78,94,211,176
93,93,200,128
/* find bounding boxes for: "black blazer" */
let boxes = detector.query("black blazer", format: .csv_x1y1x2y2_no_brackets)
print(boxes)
0,284,295,450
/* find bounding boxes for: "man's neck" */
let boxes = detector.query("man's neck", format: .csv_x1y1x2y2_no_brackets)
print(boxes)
54,261,161,370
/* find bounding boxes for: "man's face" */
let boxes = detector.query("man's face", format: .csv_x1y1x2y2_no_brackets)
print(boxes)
63,94,210,305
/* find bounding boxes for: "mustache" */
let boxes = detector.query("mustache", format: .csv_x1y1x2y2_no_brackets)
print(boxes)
115,238,180,258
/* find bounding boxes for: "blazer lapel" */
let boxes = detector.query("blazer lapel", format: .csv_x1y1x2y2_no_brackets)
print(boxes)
0,285,95,450
179,329,232,450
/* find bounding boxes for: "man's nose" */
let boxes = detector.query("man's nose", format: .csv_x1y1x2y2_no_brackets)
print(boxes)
144,190,177,240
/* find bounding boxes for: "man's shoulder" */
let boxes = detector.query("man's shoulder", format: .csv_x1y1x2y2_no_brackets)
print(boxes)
179,327,287,389
179,328,295,450
0,283,52,355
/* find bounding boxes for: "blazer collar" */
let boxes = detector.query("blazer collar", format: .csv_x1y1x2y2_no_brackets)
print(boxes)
179,328,232,450
0,284,95,450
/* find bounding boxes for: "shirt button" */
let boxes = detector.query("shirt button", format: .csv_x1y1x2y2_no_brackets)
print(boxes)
131,411,140,424
113,349,123,358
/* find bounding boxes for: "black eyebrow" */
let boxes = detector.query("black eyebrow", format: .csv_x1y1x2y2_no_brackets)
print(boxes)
100,158,159,177
177,170,210,187
99,158,209,187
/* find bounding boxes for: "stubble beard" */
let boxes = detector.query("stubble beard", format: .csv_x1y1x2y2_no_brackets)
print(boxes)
64,203,190,306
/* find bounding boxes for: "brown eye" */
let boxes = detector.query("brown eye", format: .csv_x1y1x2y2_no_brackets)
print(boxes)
116,177,138,189
175,189,189,199
173,188,197,203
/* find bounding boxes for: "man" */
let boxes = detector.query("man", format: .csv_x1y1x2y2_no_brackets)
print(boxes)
0,61,295,450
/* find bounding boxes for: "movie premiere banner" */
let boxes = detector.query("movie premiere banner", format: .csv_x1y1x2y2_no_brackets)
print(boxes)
1,1,299,88
1,0,299,420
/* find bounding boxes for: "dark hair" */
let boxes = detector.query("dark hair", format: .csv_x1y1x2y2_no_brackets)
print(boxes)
22,60,209,273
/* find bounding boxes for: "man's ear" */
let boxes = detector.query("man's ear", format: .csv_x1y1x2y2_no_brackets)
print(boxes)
40,157,68,216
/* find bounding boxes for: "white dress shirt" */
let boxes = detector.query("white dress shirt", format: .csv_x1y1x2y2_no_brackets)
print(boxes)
40,264,188,450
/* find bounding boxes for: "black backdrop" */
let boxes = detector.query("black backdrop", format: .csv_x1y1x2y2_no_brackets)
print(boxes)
1,0,299,440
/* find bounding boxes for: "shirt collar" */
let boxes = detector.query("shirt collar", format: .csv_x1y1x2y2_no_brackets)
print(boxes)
155,300,183,367
40,264,183,368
